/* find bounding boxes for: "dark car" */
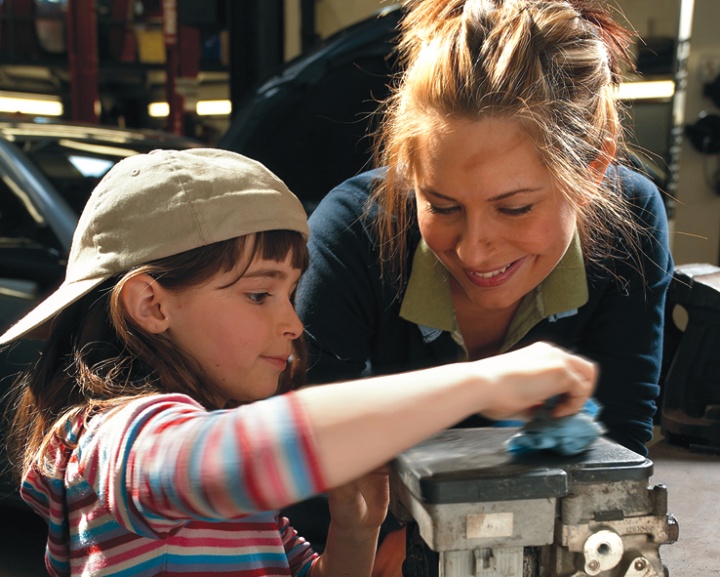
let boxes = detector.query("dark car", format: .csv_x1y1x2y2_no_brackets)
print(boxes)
0,118,202,506
218,5,403,214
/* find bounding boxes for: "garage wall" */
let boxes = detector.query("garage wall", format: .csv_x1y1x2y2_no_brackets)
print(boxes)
309,0,680,39
670,1,720,266
315,0,386,39
615,0,678,37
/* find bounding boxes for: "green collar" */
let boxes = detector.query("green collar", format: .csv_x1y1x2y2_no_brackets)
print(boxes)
399,233,589,352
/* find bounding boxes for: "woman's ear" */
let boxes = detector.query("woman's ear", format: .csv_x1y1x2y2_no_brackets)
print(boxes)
589,137,617,184
120,273,170,334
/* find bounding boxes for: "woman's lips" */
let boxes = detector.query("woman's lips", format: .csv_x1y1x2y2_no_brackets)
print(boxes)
465,257,524,288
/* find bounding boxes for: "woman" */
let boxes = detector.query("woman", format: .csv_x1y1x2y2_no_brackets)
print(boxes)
291,3,673,568
297,0,672,458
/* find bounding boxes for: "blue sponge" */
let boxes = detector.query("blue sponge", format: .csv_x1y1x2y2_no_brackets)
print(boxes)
506,397,606,456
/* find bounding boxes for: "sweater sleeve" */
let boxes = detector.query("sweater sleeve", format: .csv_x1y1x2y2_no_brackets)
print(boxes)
77,392,328,537
577,167,674,454
278,515,319,577
297,169,389,384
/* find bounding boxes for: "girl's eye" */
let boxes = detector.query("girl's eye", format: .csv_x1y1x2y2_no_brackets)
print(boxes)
499,205,533,216
426,203,461,216
246,292,270,304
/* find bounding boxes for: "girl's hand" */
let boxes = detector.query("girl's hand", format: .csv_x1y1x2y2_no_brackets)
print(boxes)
478,342,596,421
312,468,390,577
326,466,390,534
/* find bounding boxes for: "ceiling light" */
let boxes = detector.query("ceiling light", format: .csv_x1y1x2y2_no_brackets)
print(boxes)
148,99,232,117
616,80,676,101
0,91,63,116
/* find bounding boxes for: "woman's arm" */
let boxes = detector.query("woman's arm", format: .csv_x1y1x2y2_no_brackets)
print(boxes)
578,167,673,454
297,170,395,385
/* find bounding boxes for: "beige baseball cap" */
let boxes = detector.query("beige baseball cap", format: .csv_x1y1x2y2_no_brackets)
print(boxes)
0,148,309,345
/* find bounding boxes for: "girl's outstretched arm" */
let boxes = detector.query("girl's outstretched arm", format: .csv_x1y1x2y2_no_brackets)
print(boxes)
297,342,595,490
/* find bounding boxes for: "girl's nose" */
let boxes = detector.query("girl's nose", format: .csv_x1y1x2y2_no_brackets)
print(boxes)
282,303,304,340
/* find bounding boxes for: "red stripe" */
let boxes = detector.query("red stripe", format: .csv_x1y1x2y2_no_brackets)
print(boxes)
235,418,270,510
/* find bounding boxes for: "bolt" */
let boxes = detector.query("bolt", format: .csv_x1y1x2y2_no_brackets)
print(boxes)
635,558,647,571
588,559,600,572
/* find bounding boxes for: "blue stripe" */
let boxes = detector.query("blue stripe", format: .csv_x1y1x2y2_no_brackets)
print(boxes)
277,403,314,498
68,517,125,548
105,552,290,577
90,403,157,536
21,479,51,505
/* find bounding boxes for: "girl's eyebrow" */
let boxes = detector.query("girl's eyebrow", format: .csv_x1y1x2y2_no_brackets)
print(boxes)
221,267,292,289
243,268,288,280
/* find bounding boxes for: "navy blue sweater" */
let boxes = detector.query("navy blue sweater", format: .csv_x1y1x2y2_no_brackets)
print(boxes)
297,166,673,456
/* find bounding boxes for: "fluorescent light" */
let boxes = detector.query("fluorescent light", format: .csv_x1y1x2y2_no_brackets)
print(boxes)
148,102,170,118
196,100,232,116
616,80,675,101
0,91,63,116
145,81,675,119
148,99,232,117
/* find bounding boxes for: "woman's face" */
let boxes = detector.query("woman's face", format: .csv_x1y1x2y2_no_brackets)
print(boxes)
413,118,579,314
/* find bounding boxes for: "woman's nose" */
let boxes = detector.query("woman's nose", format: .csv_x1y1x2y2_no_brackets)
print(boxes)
456,215,496,265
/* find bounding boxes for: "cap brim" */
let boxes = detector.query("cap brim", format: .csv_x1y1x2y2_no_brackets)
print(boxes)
0,276,107,345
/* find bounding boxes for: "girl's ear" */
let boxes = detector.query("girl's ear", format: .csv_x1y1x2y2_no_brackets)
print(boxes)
120,273,170,334
589,137,617,184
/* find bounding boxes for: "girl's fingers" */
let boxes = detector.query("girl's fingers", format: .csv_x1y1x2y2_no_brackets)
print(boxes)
553,360,597,418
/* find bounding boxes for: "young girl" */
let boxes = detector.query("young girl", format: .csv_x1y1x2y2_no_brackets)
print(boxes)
1,148,595,577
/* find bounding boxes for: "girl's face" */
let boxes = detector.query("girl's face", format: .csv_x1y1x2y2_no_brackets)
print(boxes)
413,118,579,314
162,252,303,406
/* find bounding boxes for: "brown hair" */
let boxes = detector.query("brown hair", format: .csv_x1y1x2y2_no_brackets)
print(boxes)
5,230,308,479
371,0,640,284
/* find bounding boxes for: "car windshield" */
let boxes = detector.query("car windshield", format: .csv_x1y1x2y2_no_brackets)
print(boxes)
18,138,149,215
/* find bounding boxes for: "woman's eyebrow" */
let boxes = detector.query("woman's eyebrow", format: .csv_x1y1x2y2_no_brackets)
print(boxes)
487,188,542,201
419,186,542,202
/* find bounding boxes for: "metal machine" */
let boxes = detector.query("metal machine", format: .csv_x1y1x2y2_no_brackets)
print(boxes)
390,428,678,577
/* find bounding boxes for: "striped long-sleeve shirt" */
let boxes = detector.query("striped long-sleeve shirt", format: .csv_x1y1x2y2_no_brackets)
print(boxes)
20,392,328,577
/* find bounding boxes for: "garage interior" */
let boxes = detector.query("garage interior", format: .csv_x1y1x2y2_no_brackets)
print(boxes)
0,1,718,576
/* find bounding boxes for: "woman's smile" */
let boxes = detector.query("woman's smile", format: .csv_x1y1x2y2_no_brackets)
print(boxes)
465,257,526,288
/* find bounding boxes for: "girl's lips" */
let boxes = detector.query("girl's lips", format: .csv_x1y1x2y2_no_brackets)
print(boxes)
465,257,524,288
262,356,289,371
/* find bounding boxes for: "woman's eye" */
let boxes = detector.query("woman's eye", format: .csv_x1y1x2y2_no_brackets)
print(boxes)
246,292,270,304
499,205,533,216
426,203,460,216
